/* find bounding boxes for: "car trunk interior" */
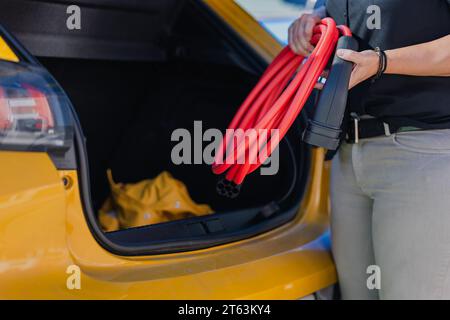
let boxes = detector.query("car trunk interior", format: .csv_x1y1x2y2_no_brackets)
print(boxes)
1,0,310,253
41,57,302,212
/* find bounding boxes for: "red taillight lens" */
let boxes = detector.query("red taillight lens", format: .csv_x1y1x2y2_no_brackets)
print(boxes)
0,84,54,132
0,61,73,151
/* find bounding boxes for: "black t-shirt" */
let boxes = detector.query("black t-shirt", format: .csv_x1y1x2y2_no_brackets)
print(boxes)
326,0,450,129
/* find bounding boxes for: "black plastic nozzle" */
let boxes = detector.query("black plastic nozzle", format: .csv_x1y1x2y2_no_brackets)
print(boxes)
303,36,359,150
216,177,241,199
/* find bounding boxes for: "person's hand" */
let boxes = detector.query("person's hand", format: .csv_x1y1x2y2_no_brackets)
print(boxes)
288,13,322,56
336,49,380,89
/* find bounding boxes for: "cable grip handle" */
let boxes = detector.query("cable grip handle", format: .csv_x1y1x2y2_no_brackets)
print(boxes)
303,36,359,150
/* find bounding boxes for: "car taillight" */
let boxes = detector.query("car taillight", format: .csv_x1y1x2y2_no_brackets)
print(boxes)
0,85,54,132
0,60,73,151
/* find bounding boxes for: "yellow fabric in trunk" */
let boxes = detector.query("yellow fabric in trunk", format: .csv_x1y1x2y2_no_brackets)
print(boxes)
99,170,213,232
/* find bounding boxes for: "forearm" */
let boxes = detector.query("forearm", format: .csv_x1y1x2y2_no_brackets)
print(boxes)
385,34,450,77
313,5,327,19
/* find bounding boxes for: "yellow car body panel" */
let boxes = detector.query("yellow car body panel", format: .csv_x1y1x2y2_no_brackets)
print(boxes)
0,0,337,299
0,36,19,62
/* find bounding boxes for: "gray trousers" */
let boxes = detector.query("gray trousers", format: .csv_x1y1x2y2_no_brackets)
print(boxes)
331,129,450,300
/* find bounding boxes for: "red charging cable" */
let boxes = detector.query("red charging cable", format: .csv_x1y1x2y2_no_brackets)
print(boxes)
212,18,352,185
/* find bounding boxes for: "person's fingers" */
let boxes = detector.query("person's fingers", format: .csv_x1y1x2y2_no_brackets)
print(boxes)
295,18,312,56
336,49,362,63
314,82,324,90
302,17,320,53
297,17,312,54
314,83,323,90
292,18,307,55
300,31,314,55
288,20,302,54
300,37,315,54
288,24,296,53
302,19,314,39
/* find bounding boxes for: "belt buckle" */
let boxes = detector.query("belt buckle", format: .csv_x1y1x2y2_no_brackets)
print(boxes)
350,112,360,143
383,122,391,136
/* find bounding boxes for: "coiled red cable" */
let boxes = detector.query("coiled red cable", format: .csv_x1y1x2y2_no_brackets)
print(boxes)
212,18,352,185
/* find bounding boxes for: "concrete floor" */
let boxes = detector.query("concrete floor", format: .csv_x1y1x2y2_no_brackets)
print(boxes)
235,0,318,44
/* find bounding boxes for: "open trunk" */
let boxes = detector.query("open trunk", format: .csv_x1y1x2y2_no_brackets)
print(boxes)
2,0,311,254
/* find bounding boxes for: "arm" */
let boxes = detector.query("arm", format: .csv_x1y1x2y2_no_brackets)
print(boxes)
336,34,450,89
385,35,450,76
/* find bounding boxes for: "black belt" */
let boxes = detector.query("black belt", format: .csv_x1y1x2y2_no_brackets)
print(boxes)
346,113,422,143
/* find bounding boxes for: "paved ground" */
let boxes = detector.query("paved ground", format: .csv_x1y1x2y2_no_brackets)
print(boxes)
235,0,318,44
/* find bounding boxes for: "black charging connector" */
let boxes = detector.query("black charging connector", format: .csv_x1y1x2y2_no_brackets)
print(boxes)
303,36,359,150
216,177,241,199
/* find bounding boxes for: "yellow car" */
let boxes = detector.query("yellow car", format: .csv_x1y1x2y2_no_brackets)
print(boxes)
0,0,336,299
